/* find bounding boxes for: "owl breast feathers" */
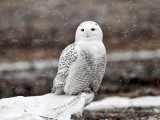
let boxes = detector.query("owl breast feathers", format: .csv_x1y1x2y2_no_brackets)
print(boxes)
52,43,107,95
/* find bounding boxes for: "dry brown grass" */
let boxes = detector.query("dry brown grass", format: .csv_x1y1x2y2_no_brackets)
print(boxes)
0,0,160,52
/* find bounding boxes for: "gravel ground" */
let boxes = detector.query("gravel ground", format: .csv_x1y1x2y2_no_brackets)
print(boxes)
73,107,160,120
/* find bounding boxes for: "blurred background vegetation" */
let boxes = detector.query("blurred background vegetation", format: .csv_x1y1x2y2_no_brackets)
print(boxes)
0,0,160,61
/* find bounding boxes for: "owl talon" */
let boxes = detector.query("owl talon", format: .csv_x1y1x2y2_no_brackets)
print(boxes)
84,88,92,93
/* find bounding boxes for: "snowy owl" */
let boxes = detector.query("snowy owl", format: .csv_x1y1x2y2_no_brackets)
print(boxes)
52,21,107,95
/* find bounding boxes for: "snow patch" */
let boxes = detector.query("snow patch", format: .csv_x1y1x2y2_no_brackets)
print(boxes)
0,93,94,120
0,59,58,72
108,49,160,62
85,96,160,111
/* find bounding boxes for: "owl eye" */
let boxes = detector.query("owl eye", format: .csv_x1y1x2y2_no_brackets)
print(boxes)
81,29,84,32
91,28,95,31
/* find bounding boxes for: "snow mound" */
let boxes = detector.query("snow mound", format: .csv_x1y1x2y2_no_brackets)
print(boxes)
0,93,94,120
85,96,160,111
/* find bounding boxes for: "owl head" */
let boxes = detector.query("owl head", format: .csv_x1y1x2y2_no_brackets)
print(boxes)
75,21,103,42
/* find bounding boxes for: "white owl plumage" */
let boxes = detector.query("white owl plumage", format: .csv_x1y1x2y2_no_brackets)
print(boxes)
52,21,107,95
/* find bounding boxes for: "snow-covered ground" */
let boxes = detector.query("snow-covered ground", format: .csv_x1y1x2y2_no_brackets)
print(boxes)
0,93,94,120
86,96,160,111
1,94,160,120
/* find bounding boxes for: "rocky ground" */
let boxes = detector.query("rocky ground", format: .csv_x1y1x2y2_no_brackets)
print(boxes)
74,108,160,120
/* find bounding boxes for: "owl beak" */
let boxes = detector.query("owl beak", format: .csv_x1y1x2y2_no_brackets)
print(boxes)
86,32,90,37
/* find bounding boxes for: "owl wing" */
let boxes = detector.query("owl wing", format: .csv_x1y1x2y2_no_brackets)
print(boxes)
52,43,78,92
91,54,107,93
